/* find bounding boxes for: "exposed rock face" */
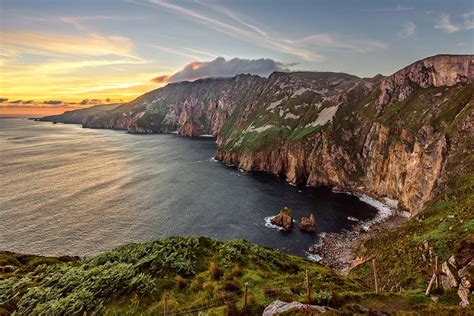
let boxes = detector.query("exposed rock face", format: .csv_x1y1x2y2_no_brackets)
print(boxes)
298,212,316,232
378,55,474,106
263,300,327,315
270,207,293,231
216,55,473,215
441,260,460,290
42,55,474,215
44,74,266,137
457,260,473,306
437,254,473,306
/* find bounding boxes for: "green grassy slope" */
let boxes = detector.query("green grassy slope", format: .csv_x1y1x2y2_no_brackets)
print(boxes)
1,237,469,315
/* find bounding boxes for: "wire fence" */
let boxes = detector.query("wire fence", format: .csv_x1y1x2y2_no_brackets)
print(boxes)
156,262,383,315
157,284,296,315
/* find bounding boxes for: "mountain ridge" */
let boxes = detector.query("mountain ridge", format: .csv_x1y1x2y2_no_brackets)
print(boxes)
40,54,473,216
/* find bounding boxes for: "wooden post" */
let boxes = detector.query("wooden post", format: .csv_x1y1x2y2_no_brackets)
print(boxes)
244,282,249,310
425,273,436,296
305,269,311,304
434,256,439,289
163,294,168,316
372,259,378,293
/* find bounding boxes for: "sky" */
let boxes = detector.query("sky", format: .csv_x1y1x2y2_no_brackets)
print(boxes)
0,0,473,116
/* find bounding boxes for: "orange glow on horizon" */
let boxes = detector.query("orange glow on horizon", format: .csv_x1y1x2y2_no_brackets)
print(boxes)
0,107,73,117
0,24,171,116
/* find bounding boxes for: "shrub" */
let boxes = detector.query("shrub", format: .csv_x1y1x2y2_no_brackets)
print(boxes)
175,275,187,290
222,279,240,293
262,287,280,297
231,265,242,277
209,262,224,280
438,289,461,305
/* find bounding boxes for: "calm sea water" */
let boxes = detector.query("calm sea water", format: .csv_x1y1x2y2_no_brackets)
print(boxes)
0,118,378,257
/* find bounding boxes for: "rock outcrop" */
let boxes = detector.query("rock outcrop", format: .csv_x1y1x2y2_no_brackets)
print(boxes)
270,207,293,231
263,300,327,315
298,212,316,232
439,255,473,306
378,55,474,106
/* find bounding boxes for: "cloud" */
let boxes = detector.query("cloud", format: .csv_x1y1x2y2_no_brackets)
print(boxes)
435,12,474,33
288,34,388,53
361,4,414,12
43,100,63,105
435,13,461,33
0,98,8,103
463,11,474,30
135,0,387,61
152,57,294,83
79,99,103,105
2,30,139,60
151,75,170,83
398,22,416,37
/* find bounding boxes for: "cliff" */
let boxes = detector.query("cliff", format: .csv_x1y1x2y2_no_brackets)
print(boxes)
42,55,474,215
216,55,473,214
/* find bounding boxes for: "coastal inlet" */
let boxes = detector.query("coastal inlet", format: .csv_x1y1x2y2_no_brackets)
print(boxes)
0,118,379,258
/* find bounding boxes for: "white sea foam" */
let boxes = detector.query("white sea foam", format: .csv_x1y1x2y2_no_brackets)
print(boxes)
305,252,322,262
347,216,359,222
264,216,284,231
352,193,394,230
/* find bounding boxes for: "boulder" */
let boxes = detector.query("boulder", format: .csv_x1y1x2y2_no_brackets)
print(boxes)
458,260,473,286
457,261,473,306
458,285,470,307
263,300,326,315
298,212,316,232
270,207,293,231
441,261,459,290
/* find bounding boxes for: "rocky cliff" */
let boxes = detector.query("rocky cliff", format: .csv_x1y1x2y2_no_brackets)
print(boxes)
42,55,474,214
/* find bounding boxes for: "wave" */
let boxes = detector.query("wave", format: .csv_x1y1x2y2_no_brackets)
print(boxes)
305,252,322,262
264,216,284,231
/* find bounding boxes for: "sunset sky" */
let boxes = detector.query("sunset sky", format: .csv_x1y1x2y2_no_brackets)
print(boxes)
1,0,473,116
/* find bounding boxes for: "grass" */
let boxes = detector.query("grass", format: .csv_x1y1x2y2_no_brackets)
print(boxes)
2,236,465,315
0,237,362,315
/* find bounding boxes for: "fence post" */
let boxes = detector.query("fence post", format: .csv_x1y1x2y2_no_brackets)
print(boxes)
163,294,168,316
372,259,378,293
434,256,439,289
244,282,249,310
305,269,311,304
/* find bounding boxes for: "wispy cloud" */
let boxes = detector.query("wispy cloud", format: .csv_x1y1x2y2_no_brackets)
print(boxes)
139,0,322,61
0,16,156,104
361,4,414,13
2,30,143,61
287,34,388,53
398,22,416,37
434,12,474,33
133,0,387,62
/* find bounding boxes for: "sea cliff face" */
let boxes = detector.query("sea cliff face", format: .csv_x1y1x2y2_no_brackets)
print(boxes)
42,55,474,214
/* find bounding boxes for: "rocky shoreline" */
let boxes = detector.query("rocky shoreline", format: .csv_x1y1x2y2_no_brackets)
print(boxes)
309,212,408,275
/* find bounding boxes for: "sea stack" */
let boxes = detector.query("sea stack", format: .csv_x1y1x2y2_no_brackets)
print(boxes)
270,207,293,231
298,212,316,232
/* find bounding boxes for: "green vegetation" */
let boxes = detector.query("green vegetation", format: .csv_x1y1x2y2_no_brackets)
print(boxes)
2,237,464,315
288,125,322,141
280,207,293,217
